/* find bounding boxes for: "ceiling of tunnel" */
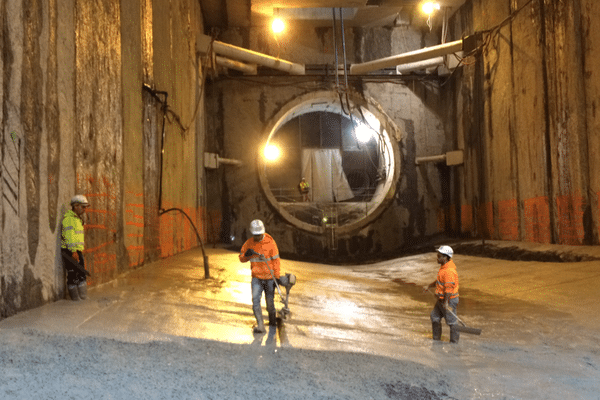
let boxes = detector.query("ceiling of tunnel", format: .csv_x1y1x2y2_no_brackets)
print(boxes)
200,0,467,30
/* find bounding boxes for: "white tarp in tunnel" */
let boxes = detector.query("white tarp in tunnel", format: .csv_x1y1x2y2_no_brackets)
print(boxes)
302,149,354,203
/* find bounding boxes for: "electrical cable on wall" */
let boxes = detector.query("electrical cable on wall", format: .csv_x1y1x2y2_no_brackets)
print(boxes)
142,84,210,278
441,0,537,87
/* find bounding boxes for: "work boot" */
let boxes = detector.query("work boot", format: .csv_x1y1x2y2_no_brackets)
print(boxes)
68,284,80,301
253,322,266,334
450,325,460,343
77,281,88,300
253,310,266,333
432,321,442,341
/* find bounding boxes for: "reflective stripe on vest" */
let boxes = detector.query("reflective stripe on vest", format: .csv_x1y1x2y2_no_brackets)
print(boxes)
62,210,85,251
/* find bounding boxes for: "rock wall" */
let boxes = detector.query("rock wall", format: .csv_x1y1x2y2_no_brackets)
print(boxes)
444,0,600,245
0,0,209,319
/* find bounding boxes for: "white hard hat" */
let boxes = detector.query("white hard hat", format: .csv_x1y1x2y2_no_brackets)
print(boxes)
437,245,453,258
70,195,90,206
249,219,265,235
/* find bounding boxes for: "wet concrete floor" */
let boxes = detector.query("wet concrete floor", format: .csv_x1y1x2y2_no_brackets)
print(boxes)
2,243,599,355
2,243,600,398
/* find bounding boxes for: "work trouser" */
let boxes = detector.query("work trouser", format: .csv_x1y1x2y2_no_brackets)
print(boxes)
430,297,459,326
61,249,87,286
251,277,276,326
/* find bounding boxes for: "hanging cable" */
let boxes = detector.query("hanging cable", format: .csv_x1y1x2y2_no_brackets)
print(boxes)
142,84,210,278
332,8,340,91
340,8,354,118
340,8,349,93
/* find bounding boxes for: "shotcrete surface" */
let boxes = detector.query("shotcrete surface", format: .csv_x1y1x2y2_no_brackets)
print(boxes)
1,243,599,399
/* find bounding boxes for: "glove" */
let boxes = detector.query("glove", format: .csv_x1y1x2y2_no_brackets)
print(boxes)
244,249,258,258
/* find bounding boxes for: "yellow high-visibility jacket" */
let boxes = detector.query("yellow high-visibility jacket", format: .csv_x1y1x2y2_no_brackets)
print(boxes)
61,210,85,252
435,260,459,300
298,181,309,194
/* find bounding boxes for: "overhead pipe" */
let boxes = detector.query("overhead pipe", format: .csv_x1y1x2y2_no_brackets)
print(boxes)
215,56,257,75
217,156,243,167
211,40,305,75
415,150,464,166
350,39,463,75
204,152,243,169
396,56,444,74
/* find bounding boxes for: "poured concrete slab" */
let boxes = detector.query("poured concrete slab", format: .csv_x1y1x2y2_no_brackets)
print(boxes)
1,243,599,399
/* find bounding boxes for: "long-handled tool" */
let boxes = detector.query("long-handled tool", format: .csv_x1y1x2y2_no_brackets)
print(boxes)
246,249,295,320
428,289,481,335
61,250,92,277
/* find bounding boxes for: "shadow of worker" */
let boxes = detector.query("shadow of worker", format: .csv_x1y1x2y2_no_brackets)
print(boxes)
251,325,278,347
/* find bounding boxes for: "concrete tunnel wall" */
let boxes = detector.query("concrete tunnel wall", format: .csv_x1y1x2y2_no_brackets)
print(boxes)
443,0,600,245
2,0,599,318
0,0,213,319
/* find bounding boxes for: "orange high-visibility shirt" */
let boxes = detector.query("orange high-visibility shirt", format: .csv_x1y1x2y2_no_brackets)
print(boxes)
435,260,459,300
239,233,281,280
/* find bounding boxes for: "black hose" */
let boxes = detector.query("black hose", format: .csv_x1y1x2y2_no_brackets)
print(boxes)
143,84,210,279
159,207,210,278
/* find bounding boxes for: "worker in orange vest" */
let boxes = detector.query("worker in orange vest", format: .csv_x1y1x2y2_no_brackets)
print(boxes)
424,245,460,343
239,219,281,333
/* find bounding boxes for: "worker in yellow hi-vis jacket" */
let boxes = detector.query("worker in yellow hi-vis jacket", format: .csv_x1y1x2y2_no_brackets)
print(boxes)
61,195,90,301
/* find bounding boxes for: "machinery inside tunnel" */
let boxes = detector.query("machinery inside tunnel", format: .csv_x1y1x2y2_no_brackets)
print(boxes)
258,90,401,235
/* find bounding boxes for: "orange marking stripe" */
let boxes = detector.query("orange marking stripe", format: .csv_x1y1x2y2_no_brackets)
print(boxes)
84,224,107,230
83,241,115,253
86,209,117,216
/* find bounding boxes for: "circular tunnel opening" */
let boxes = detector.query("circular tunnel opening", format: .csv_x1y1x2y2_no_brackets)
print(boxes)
258,91,401,235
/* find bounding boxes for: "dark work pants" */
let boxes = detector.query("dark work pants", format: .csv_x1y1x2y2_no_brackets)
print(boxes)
61,249,86,286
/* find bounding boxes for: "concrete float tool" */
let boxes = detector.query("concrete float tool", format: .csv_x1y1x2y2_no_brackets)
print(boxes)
62,251,92,278
428,289,482,335
246,249,296,320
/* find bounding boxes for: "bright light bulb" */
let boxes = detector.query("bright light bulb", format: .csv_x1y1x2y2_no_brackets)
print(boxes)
264,144,281,161
272,18,285,34
355,124,373,143
422,2,440,15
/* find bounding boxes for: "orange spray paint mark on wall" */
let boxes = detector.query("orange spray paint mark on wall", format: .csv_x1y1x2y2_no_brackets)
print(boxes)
556,195,585,245
125,197,145,267
524,196,551,243
437,208,445,231
477,202,494,238
461,204,473,233
449,205,458,232
498,199,519,240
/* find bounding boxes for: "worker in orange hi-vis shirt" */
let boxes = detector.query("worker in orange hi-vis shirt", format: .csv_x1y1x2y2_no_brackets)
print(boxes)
239,219,281,334
424,245,460,343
